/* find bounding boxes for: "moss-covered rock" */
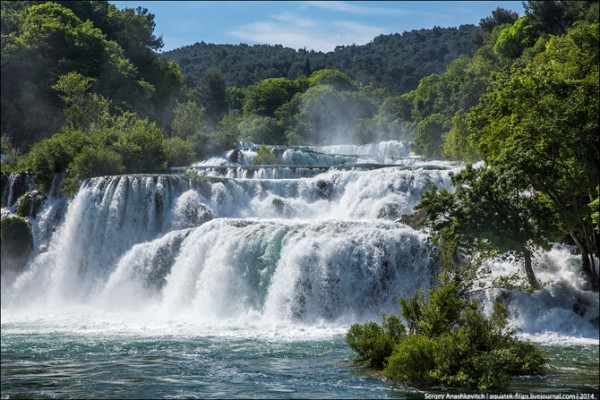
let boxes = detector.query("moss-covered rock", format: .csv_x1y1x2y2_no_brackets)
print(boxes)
1,214,33,273
14,190,47,218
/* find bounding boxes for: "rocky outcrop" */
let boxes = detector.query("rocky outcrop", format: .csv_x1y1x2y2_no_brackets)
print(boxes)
15,190,47,218
0,214,33,274
1,172,35,208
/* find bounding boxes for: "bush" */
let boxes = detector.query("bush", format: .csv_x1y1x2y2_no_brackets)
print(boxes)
346,270,547,391
109,113,167,173
70,146,125,179
346,314,405,368
252,145,281,165
18,130,90,191
165,136,196,167
384,334,437,386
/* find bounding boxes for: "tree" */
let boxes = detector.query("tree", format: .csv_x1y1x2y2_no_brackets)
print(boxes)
164,136,195,167
292,84,378,145
346,266,546,390
416,165,560,289
52,72,112,132
238,115,284,145
414,113,447,159
493,16,536,61
479,7,520,33
109,112,167,173
199,68,227,130
69,146,125,180
308,69,357,91
170,99,205,140
524,1,598,36
18,130,91,191
442,111,478,162
243,77,306,118
468,21,600,288
1,1,184,149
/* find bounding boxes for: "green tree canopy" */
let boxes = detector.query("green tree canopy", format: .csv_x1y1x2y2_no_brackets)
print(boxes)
468,21,600,287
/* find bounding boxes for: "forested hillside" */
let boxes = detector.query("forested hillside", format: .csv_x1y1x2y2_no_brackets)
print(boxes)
1,1,185,150
161,25,481,94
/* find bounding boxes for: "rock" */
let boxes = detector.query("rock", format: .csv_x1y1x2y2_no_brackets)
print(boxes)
1,215,33,274
396,209,427,229
0,173,7,201
173,200,213,230
1,173,32,207
315,180,331,200
271,197,285,214
377,202,402,220
14,190,47,218
228,149,242,163
572,296,589,317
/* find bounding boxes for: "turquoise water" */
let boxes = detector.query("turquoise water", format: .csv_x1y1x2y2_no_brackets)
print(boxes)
2,326,598,399
2,145,598,398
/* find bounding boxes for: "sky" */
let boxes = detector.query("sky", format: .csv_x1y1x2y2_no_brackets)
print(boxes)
111,1,526,53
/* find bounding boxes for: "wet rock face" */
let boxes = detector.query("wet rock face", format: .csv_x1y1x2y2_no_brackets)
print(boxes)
0,173,7,200
1,173,32,208
315,180,332,200
0,215,33,274
271,197,285,214
172,198,214,230
377,202,403,220
15,190,47,218
228,149,242,164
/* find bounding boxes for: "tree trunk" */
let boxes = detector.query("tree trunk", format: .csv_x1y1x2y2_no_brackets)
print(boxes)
570,231,599,292
523,250,539,290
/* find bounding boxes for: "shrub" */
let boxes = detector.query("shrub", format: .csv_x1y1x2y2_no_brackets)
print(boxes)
18,130,90,191
346,314,405,368
165,136,196,167
346,269,547,391
70,146,125,179
384,334,437,386
252,145,281,165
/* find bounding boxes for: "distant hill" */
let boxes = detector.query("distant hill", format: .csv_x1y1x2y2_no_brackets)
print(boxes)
160,24,481,94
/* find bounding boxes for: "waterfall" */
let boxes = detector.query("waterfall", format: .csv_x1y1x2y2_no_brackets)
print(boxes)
1,172,36,208
1,141,598,342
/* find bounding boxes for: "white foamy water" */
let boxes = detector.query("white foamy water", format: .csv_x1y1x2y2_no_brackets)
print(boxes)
1,142,598,345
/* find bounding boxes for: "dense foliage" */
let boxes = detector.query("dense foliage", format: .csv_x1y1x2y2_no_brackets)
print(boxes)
346,268,546,390
1,0,184,150
161,25,480,95
416,1,599,289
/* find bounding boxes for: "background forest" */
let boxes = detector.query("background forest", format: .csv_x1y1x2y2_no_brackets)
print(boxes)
1,1,598,290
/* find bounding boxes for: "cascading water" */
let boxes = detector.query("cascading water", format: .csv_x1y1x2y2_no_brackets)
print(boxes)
2,155,452,316
1,140,598,398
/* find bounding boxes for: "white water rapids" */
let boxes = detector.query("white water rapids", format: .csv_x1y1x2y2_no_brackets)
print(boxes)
1,141,598,344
